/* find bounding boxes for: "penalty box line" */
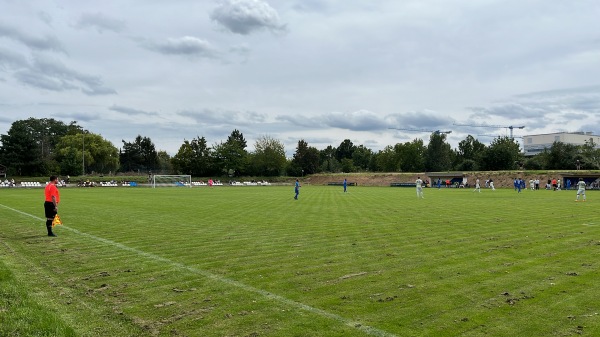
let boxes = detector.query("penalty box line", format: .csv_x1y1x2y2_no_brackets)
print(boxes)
0,203,397,337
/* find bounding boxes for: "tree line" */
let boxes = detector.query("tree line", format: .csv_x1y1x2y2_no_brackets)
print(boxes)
0,118,598,177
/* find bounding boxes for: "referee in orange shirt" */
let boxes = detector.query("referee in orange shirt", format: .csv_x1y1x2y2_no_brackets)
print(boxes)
44,175,60,237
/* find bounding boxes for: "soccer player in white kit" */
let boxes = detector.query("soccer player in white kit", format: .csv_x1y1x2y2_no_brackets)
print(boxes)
416,176,424,199
473,178,481,193
575,178,586,202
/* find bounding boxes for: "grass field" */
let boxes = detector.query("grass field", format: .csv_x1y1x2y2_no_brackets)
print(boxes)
1,185,599,337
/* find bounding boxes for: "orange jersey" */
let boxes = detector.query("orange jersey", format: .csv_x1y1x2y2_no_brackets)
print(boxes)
44,183,60,203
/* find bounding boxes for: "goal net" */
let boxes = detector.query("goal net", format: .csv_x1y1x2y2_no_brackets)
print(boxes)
152,175,192,188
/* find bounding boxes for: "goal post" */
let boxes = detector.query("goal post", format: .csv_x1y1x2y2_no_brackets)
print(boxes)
152,175,192,188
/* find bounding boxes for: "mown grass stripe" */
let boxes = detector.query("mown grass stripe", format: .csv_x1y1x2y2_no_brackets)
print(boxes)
0,202,397,337
2,186,599,336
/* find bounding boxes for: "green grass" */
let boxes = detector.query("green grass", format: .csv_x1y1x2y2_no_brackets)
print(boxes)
1,185,599,336
0,258,77,337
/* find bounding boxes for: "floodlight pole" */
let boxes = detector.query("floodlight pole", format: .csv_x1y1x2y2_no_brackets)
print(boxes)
82,130,88,176
82,132,85,176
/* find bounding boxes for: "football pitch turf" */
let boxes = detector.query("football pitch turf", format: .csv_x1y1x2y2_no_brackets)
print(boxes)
1,185,599,336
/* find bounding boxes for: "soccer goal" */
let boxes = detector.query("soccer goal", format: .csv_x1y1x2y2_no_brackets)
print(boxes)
152,175,192,188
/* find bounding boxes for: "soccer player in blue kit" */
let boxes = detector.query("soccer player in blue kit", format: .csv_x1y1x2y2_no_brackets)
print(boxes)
294,179,301,200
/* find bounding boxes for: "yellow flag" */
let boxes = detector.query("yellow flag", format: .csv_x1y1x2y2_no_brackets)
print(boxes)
52,214,63,227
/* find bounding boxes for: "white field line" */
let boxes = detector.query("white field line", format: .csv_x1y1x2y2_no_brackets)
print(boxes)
0,203,397,337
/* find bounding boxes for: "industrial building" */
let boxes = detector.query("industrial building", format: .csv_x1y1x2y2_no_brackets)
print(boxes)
522,132,600,156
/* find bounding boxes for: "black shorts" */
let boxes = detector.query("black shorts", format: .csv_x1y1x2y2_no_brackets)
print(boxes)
44,201,57,219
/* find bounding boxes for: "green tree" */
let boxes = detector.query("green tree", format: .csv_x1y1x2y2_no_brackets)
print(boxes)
368,152,380,171
55,145,82,176
399,139,426,172
481,136,522,170
455,159,478,171
172,140,194,175
213,130,248,176
227,129,247,149
289,139,320,176
523,153,547,170
546,141,578,170
0,118,74,176
319,145,339,173
212,142,234,176
580,140,600,169
352,145,373,171
454,135,486,170
157,150,173,174
335,139,356,161
425,132,453,172
373,145,400,172
0,121,39,176
340,158,355,173
251,135,286,176
86,134,119,174
55,132,119,175
187,136,212,176
120,135,159,173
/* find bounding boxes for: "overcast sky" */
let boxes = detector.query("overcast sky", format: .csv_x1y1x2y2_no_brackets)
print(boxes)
1,0,600,156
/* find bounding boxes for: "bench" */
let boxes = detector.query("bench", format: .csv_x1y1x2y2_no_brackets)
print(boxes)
390,182,417,187
328,182,357,186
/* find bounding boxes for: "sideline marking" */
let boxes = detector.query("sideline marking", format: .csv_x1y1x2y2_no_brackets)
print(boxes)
0,203,397,337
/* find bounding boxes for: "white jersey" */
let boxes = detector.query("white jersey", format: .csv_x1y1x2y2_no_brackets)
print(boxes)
416,179,423,188
576,180,587,200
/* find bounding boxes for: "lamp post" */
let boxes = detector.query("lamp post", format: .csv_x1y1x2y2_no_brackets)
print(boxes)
82,130,88,176
82,132,85,176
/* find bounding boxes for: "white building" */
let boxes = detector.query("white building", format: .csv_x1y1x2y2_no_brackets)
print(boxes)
522,132,600,156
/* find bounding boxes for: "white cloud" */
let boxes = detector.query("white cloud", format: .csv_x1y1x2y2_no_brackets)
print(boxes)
321,110,385,131
12,54,117,95
178,108,266,125
1,0,600,156
386,111,454,130
110,105,158,116
0,47,28,69
38,11,53,26
0,22,65,53
142,36,220,59
210,0,287,35
75,12,126,33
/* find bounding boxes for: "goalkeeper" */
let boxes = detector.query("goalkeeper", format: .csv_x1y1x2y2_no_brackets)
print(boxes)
44,175,60,237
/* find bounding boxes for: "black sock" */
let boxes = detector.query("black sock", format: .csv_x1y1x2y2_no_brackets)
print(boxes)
46,220,53,234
